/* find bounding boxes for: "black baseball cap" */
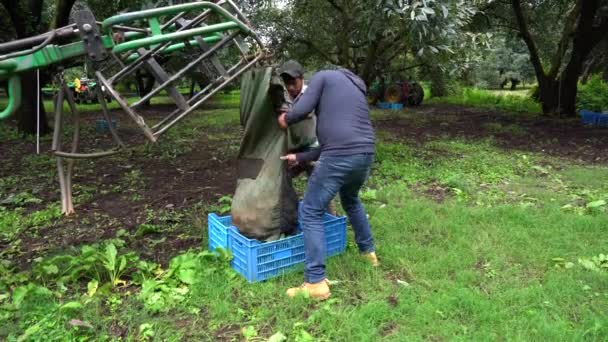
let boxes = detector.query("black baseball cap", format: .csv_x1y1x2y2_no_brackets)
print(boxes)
279,60,304,79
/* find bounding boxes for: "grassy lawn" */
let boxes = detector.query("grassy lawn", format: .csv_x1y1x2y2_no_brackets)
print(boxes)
0,95,607,341
427,87,541,114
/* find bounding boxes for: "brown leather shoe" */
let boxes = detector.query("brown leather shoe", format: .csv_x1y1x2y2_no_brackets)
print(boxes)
286,279,330,300
362,252,379,267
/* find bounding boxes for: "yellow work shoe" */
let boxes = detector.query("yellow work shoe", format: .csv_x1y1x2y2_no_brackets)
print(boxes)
286,279,330,300
362,252,379,267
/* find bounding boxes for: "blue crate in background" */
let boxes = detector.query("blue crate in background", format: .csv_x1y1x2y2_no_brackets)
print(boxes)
580,110,608,127
208,213,231,253
207,212,347,283
95,119,117,134
377,102,404,110
597,113,608,127
580,110,598,125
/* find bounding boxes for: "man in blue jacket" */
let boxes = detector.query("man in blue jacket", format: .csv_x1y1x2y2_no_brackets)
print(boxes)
278,61,336,216
278,62,378,300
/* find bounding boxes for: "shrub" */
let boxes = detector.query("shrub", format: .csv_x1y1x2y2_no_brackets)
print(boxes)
577,75,608,112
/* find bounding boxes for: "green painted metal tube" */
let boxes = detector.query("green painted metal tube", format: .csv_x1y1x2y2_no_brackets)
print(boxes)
102,2,251,34
0,76,22,119
112,22,238,54
0,36,114,78
124,34,222,62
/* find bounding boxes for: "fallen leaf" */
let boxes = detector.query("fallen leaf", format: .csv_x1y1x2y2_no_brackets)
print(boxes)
69,319,93,329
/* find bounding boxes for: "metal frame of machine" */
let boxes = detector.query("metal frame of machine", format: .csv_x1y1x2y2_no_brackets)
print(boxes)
0,0,266,214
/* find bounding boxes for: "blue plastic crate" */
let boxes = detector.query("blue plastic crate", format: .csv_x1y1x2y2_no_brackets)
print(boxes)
207,213,231,253
597,113,608,127
208,212,347,283
580,110,598,125
95,119,117,133
378,102,404,110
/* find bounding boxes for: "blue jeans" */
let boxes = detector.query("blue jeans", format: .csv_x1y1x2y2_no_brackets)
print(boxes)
300,153,375,283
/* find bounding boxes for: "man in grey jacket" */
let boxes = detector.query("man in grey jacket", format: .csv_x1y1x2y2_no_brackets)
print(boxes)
278,63,378,300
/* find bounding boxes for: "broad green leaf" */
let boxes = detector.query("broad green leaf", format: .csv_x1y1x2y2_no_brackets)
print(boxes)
422,7,435,15
118,255,127,273
296,330,314,342
136,224,161,237
242,326,258,340
579,258,599,272
139,323,155,338
586,200,606,208
177,269,197,285
60,301,82,312
441,4,449,18
42,264,59,275
105,243,117,264
12,286,29,308
87,279,99,297
268,332,287,342
416,14,428,21
12,285,51,309
532,165,550,175
17,322,41,342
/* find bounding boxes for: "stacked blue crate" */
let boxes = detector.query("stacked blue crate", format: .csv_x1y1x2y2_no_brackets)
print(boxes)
207,212,347,282
377,102,404,110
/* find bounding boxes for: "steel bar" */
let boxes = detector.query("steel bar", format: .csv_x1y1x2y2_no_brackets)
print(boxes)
96,87,125,148
54,150,121,159
151,57,247,131
108,9,217,84
62,83,80,215
138,48,189,111
96,71,158,142
132,31,237,108
154,53,263,137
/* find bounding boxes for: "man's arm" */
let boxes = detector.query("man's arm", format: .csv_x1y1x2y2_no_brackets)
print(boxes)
295,147,321,163
285,72,325,125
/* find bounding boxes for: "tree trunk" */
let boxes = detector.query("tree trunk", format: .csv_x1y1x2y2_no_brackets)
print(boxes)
538,74,578,116
360,37,381,86
136,71,155,107
189,78,196,99
17,71,50,135
429,67,449,97
512,0,608,116
580,54,598,84
52,0,76,28
2,0,50,135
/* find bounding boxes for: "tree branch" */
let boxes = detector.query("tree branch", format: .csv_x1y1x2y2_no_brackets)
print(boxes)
53,0,77,28
292,37,339,65
389,63,427,74
325,0,343,12
511,0,545,81
590,17,608,47
548,0,582,78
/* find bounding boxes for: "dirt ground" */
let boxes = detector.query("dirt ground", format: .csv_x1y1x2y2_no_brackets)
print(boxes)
1,101,238,267
1,102,606,270
375,104,608,164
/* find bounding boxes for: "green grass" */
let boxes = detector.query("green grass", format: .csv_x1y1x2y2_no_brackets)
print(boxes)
429,87,541,114
1,96,607,341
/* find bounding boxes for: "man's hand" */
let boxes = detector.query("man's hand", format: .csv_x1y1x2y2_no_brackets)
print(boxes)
280,154,298,168
277,112,288,129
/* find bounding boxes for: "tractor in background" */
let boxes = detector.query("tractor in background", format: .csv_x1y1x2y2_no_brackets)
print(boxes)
66,77,112,104
367,78,425,108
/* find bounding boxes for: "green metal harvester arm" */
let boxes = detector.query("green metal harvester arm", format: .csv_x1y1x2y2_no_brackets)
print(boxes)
0,1,264,120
